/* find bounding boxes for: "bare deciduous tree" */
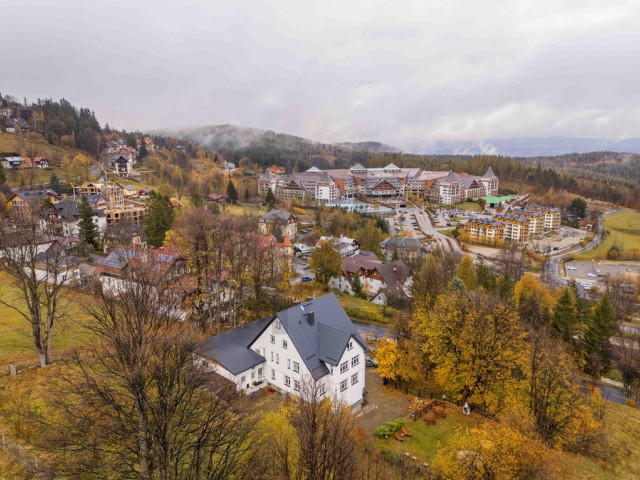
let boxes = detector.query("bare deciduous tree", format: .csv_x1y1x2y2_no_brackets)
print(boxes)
0,204,72,366
44,252,255,480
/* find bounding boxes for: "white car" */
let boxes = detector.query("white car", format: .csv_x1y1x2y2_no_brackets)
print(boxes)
587,273,597,278
567,266,576,270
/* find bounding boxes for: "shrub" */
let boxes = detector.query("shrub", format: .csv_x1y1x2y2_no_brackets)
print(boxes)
627,398,637,408
373,417,405,439
424,414,436,425
380,449,403,466
434,406,446,417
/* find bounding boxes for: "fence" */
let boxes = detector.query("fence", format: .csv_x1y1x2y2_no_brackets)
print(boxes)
1,431,54,479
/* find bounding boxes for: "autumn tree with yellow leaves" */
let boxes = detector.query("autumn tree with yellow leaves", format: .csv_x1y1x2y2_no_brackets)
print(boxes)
415,292,529,414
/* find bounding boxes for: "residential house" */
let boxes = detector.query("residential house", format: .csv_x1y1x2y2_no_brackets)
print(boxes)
123,185,139,199
102,222,148,253
2,156,25,169
95,245,185,295
6,189,60,213
380,237,424,260
258,209,298,239
41,199,107,237
207,193,229,203
316,236,361,258
198,293,367,406
5,117,29,133
24,157,49,168
329,252,412,305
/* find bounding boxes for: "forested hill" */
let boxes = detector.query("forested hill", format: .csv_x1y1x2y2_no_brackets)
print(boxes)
154,125,401,171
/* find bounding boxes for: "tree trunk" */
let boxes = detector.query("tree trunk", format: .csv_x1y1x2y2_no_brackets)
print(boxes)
137,405,151,480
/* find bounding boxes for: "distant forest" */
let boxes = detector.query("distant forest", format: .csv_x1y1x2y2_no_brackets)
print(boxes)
2,91,639,208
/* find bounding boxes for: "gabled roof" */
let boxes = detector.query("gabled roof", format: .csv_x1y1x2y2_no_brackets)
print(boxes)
9,189,59,202
383,163,400,171
203,293,367,381
445,170,456,181
270,293,367,378
306,166,322,173
260,209,296,223
200,317,271,375
350,163,367,172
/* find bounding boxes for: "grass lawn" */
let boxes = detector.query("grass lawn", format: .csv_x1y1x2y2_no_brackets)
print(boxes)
372,407,482,464
453,201,482,211
577,211,640,260
337,293,400,325
0,273,96,367
224,204,268,217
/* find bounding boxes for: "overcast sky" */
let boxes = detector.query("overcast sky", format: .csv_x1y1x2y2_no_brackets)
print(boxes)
2,0,639,151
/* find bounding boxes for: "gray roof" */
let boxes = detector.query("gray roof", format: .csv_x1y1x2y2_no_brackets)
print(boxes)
266,293,368,379
381,237,422,250
11,189,59,202
260,209,296,222
102,247,138,269
200,316,271,375
350,163,367,171
202,293,367,381
483,166,497,179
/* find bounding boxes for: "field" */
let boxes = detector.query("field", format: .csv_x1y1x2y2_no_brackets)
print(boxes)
452,201,483,211
0,273,95,368
577,211,640,260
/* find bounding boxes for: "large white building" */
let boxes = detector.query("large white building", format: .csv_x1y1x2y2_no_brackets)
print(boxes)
258,164,499,205
199,294,368,406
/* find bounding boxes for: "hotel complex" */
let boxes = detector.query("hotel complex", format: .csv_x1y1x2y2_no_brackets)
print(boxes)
258,164,499,205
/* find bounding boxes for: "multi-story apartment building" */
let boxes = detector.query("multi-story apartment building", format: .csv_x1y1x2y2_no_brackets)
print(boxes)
465,204,561,243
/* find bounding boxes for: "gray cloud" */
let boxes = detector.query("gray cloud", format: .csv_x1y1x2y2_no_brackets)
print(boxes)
2,0,639,152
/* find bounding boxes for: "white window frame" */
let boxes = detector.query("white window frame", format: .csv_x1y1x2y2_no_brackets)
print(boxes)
293,361,300,373
284,376,291,387
351,355,359,367
282,339,288,349
294,380,300,391
340,361,348,373
347,340,353,351
340,379,348,392
351,373,358,385
271,369,275,380
270,335,275,344
287,359,291,369
271,351,274,361
275,319,281,329
319,383,326,396
276,354,280,364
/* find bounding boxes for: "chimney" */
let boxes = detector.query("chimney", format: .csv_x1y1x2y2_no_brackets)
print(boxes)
306,296,313,302
306,311,315,325
293,299,300,305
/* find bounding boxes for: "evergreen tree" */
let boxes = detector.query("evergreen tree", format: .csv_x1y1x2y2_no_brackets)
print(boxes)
584,296,617,377
351,272,366,299
138,139,148,159
498,272,514,301
226,180,238,203
48,171,62,193
265,188,276,209
41,197,54,212
391,249,399,261
244,189,249,201
144,190,175,247
0,163,6,184
77,194,98,249
551,288,578,344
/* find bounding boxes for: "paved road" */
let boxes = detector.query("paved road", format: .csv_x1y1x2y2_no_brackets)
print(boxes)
545,210,619,287
353,320,391,340
581,380,634,407
412,205,463,255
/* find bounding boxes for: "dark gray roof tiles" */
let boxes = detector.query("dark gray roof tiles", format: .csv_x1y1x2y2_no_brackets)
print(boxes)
202,293,367,381
200,316,272,375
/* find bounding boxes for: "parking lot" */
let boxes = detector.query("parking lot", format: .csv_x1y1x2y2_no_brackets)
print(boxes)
533,227,586,253
565,260,640,282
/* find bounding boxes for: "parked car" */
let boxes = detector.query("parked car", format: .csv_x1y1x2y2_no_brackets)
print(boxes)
567,266,576,270
587,273,597,278
365,356,378,368
301,276,313,282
